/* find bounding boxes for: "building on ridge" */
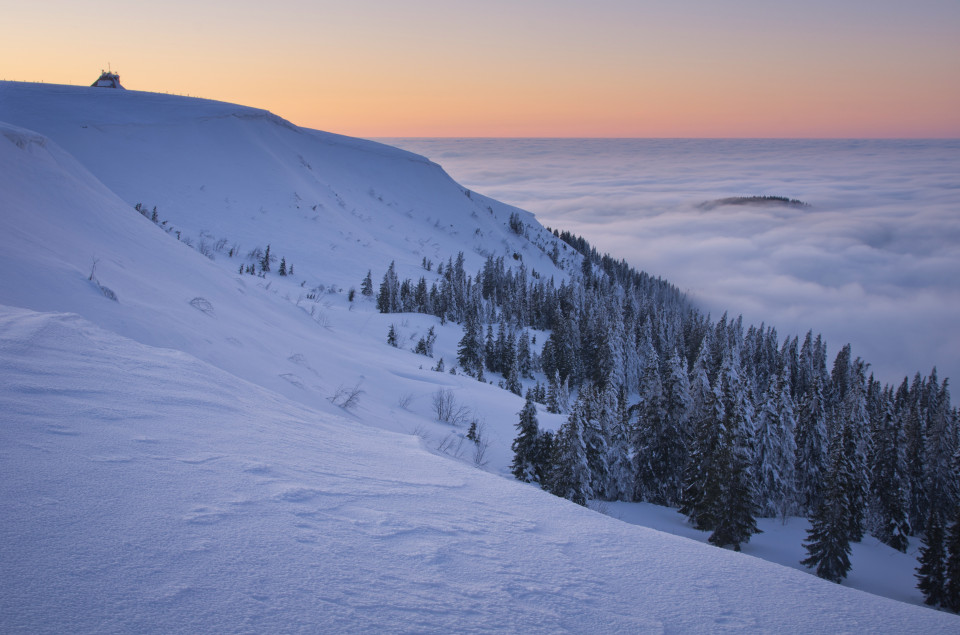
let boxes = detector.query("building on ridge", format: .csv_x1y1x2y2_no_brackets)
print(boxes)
91,70,124,89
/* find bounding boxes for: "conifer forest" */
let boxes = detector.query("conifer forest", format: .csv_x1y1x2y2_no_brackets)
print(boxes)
376,226,960,600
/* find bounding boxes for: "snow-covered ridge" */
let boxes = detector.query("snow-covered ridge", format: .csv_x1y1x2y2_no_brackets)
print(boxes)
0,80,551,289
1,80,957,631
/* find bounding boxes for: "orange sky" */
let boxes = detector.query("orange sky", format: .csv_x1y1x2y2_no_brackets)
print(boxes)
3,0,959,137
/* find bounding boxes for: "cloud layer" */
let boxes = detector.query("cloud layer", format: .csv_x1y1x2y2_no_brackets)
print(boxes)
387,138,960,385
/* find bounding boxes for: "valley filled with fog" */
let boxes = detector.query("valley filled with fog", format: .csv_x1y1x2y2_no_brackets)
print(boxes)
386,138,960,385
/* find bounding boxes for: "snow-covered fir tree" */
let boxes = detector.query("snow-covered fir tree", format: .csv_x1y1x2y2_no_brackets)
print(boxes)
548,396,593,506
511,397,542,483
917,508,948,607
868,386,910,552
946,507,960,612
708,353,760,551
802,429,854,583
755,364,797,520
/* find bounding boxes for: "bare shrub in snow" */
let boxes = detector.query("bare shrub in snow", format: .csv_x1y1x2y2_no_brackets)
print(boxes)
432,388,470,426
309,306,330,328
435,432,465,458
197,239,215,259
97,283,118,302
87,256,118,301
397,393,414,410
329,382,364,410
470,421,490,468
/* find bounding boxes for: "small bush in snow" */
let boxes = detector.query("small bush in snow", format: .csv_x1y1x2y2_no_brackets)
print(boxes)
432,388,470,426
329,382,364,410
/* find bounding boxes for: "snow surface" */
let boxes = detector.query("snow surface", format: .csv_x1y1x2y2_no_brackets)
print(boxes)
1,81,957,632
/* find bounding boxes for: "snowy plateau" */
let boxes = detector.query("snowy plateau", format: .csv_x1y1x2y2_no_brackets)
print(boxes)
0,81,956,633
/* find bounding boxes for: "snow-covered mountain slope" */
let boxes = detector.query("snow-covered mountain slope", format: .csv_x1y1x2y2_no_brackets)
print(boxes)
1,81,957,631
0,81,561,291
2,305,958,633
0,81,568,467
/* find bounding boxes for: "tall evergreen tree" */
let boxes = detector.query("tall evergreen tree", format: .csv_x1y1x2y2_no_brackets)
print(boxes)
580,384,611,499
708,353,760,550
517,330,533,379
548,398,593,506
633,344,668,503
680,362,724,529
926,374,959,523
260,244,272,273
511,397,542,483
802,430,853,583
917,508,948,607
795,333,829,515
603,385,634,501
361,269,374,296
456,312,485,378
835,356,870,542
755,366,797,520
869,388,910,552
946,506,960,612
658,349,692,506
377,261,400,313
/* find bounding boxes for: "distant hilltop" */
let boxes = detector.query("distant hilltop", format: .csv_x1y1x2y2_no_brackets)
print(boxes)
697,195,810,210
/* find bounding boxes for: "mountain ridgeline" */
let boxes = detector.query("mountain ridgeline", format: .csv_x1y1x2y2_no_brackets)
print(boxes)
375,223,958,593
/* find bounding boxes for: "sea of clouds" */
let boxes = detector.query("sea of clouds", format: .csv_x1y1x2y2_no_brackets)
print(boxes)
384,138,960,386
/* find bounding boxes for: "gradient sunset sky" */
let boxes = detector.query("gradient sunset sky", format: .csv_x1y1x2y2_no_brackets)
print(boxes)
4,0,959,138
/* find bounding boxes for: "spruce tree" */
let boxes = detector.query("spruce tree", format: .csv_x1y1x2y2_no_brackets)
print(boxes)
261,244,271,273
755,366,797,520
634,345,667,503
708,354,760,550
802,430,853,583
869,389,910,552
533,429,556,487
361,270,374,296
548,399,593,506
603,385,634,501
456,312,484,378
580,384,611,499
680,377,724,530
945,507,960,612
377,262,400,313
517,330,533,378
546,370,562,414
926,374,959,524
511,398,541,483
795,337,829,516
917,509,948,607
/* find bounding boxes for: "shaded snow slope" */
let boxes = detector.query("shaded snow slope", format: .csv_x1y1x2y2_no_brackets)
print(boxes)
2,305,957,633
